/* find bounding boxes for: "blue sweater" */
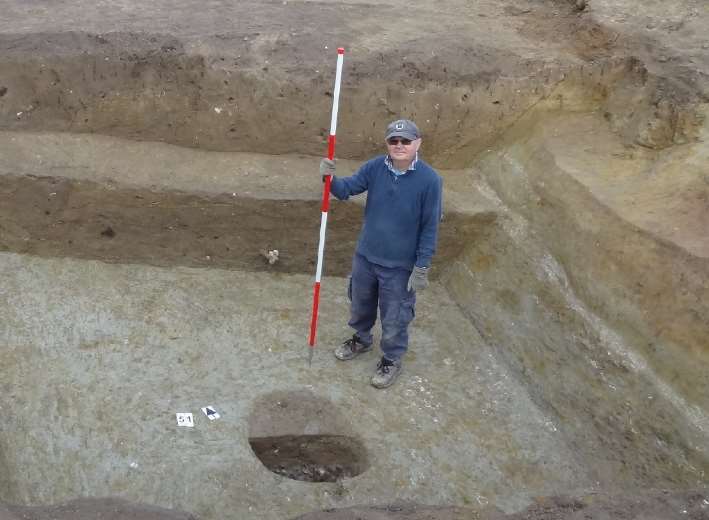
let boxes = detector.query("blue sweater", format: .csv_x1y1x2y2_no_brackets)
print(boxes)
330,155,442,270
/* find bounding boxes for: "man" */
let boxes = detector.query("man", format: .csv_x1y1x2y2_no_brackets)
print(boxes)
319,119,442,388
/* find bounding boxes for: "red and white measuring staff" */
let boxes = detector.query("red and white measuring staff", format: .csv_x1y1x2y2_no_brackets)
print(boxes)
308,47,345,356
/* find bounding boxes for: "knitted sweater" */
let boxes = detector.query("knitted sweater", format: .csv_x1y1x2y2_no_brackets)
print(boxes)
330,155,442,270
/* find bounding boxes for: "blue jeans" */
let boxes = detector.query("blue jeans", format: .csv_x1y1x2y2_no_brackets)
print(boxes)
348,253,416,361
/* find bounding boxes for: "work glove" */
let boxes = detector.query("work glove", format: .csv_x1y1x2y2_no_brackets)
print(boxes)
407,266,429,292
319,158,336,180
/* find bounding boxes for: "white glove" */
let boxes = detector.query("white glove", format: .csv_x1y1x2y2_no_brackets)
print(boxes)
407,266,429,292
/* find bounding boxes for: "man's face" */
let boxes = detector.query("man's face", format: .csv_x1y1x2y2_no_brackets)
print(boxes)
386,136,421,165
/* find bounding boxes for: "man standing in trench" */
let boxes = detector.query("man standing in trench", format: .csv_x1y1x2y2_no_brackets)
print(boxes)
320,119,443,388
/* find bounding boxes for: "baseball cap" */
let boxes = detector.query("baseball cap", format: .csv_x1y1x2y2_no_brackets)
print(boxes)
385,119,420,141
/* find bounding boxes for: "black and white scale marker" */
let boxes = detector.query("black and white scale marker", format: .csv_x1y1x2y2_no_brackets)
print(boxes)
201,406,220,420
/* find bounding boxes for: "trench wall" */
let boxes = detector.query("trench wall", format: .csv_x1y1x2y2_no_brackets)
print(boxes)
440,83,709,487
443,216,709,487
480,126,709,407
2,33,693,168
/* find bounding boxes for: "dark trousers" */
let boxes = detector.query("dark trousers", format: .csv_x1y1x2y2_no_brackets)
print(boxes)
348,253,416,361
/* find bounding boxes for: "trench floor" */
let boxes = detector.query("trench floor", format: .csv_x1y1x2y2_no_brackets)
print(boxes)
1,250,591,519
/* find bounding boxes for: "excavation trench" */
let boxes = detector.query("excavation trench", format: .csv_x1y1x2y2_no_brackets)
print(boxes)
1,28,708,520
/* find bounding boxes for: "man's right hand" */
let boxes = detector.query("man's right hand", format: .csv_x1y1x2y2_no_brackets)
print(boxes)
320,158,336,179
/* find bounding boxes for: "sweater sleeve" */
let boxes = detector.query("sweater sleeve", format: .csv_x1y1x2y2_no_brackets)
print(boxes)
330,160,371,200
415,175,443,268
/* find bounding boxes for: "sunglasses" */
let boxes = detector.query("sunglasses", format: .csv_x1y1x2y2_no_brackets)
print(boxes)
387,138,413,146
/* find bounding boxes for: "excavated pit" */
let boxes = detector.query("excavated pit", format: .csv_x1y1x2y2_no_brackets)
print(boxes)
1,4,708,520
247,391,369,483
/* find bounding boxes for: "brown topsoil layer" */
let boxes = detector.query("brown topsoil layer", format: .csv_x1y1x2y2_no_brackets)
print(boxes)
0,174,490,277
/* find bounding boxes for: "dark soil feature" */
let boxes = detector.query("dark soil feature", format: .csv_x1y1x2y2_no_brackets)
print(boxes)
504,489,709,520
0,174,485,276
248,434,369,483
0,173,355,275
2,490,707,520
0,498,196,520
2,490,708,520
292,489,709,519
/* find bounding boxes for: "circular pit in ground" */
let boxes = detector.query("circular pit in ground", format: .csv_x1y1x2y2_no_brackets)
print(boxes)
248,389,369,482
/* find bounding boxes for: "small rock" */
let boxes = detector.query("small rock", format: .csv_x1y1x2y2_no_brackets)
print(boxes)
100,226,115,238
262,249,279,265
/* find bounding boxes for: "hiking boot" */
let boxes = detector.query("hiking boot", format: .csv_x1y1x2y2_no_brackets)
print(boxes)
334,334,373,361
370,357,402,389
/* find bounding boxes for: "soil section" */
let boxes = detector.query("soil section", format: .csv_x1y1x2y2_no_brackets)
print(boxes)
0,172,488,278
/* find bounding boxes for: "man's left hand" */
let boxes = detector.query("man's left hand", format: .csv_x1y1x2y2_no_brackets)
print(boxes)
407,266,429,292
